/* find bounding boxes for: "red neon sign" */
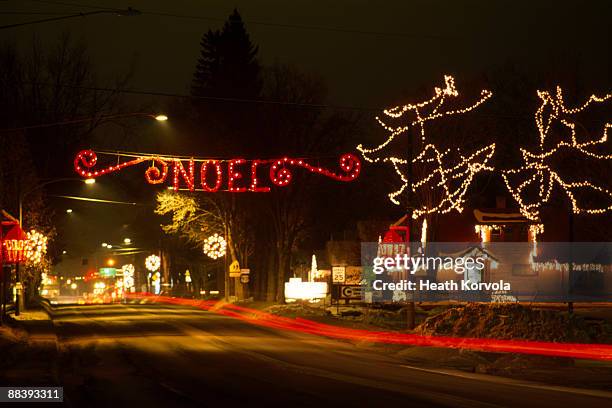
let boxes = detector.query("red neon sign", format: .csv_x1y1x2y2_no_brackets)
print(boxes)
74,150,361,191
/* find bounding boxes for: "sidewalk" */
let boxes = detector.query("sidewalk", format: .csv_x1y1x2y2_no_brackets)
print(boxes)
10,308,57,344
0,307,59,387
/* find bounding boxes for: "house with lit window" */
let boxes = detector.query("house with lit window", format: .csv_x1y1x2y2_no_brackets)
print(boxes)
386,197,612,302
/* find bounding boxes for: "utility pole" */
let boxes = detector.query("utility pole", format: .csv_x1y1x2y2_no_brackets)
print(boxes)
406,127,416,330
568,210,574,314
15,185,21,316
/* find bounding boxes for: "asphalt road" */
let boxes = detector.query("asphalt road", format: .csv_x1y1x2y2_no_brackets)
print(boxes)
4,303,612,407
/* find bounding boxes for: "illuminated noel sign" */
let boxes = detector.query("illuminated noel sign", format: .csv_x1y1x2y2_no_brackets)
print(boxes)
74,150,361,191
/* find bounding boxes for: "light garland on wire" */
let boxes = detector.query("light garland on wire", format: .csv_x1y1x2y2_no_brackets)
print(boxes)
503,87,612,221
74,150,361,192
532,261,604,273
474,224,501,243
203,233,227,259
528,224,544,242
474,223,544,243
145,254,161,272
357,75,495,218
24,229,47,265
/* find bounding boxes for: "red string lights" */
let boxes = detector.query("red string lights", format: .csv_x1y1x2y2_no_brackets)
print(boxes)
250,160,271,192
227,159,247,192
172,159,195,191
74,150,361,192
200,160,223,192
269,154,361,186
144,159,168,184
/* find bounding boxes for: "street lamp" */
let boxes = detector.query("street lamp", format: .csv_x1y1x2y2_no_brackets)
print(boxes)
19,178,94,225
123,238,132,245
154,114,169,122
66,209,73,214
14,178,94,315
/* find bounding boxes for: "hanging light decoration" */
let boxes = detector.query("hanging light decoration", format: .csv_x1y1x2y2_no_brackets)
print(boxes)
74,150,360,191
145,254,160,272
203,233,227,259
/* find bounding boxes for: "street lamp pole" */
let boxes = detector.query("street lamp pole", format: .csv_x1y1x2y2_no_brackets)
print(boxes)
1,112,168,134
15,178,94,315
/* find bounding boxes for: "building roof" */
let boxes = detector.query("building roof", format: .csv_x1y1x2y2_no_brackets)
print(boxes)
473,209,537,224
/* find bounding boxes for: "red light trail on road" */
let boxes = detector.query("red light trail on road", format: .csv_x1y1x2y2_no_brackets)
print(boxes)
127,293,612,362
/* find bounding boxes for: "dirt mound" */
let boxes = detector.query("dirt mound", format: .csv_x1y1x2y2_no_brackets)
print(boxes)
265,303,326,318
415,303,612,344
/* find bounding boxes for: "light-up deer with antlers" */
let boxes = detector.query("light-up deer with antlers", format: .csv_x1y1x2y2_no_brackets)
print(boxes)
357,75,496,219
502,87,612,221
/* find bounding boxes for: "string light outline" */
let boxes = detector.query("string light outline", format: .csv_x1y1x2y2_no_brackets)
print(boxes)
75,150,361,191
503,87,612,221
357,75,495,217
145,254,161,272
203,233,227,259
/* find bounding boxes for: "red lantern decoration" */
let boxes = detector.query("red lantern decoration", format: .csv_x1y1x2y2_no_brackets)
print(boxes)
1,222,28,264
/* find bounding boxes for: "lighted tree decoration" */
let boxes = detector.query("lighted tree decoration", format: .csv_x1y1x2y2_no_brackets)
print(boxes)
203,233,227,259
502,87,612,221
357,75,495,220
24,229,48,265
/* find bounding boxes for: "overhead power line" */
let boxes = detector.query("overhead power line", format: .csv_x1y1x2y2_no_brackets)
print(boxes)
26,0,452,40
0,8,140,30
19,81,380,112
16,81,534,120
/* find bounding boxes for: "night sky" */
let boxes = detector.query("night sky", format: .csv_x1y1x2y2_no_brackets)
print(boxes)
4,0,610,106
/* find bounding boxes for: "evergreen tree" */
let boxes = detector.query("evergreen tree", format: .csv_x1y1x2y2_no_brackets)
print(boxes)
191,9,261,99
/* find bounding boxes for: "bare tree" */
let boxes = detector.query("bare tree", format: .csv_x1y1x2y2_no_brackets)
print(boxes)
155,191,255,297
0,33,131,303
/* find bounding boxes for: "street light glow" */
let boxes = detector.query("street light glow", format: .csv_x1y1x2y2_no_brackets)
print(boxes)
107,259,115,267
123,238,132,245
102,243,108,248
66,209,73,214
154,114,168,121
84,178,96,184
